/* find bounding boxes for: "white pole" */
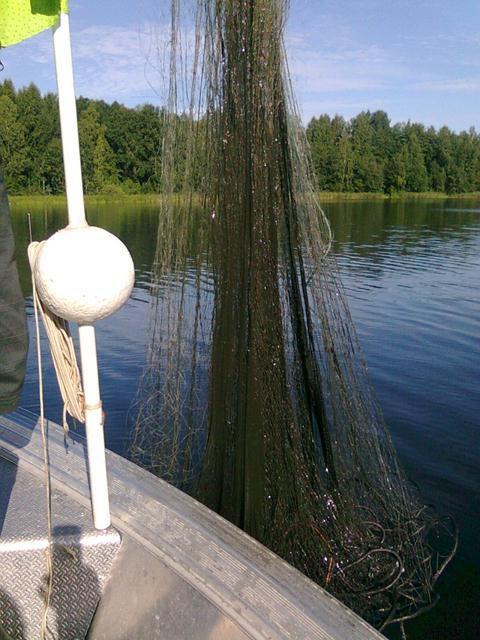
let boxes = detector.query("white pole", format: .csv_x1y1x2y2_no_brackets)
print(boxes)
52,12,111,529
78,325,111,530
52,13,86,229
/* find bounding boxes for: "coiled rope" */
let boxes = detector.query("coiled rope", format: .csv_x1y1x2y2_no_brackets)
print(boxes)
28,241,85,432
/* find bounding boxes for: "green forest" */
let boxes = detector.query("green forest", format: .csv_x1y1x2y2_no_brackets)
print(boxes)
1,80,479,195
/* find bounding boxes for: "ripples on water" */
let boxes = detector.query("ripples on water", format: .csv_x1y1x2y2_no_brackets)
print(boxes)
10,197,480,639
328,200,480,639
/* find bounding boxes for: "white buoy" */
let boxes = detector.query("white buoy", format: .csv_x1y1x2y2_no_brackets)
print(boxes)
34,226,134,325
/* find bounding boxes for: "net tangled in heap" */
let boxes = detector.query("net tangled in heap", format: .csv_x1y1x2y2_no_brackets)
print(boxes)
132,0,456,632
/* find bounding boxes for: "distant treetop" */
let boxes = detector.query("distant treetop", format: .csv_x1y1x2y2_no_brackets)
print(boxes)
0,81,478,195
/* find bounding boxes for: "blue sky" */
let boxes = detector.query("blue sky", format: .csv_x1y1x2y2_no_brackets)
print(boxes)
1,0,479,131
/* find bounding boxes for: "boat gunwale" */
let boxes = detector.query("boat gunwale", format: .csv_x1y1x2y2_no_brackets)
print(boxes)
0,409,385,640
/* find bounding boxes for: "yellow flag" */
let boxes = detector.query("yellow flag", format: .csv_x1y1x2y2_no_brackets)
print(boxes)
0,0,69,48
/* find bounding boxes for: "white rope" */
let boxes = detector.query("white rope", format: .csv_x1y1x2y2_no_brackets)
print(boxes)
28,240,87,637
29,239,87,638
28,242,85,433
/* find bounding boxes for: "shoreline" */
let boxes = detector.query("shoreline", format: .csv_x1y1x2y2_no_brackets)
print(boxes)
9,191,480,206
9,193,161,206
317,191,480,202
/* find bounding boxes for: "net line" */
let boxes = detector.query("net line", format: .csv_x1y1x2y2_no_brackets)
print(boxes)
131,1,457,632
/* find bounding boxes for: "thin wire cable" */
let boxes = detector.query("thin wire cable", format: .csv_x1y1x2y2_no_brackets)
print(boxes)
30,236,54,640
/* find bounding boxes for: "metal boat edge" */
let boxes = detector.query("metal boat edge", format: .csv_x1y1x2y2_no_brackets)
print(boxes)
0,408,385,639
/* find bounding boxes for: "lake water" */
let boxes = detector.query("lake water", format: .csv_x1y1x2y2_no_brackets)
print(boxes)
10,197,480,639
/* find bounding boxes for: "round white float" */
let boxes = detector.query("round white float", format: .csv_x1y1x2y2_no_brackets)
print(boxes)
34,225,135,324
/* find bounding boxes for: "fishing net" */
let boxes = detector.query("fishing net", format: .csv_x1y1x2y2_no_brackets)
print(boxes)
131,0,456,632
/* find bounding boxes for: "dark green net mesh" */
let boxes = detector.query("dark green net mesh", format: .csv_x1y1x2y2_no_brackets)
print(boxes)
132,1,456,632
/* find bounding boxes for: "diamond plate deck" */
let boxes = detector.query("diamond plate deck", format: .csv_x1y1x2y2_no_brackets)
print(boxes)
0,409,385,640
0,449,121,640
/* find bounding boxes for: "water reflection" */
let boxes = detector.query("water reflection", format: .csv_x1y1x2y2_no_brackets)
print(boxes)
10,201,159,298
9,196,480,639
11,197,480,293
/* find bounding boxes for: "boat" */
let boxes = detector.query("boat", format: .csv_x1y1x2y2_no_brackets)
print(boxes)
1,4,386,638
0,408,386,639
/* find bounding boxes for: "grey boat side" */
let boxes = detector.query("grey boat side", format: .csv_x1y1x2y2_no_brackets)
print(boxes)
0,409,385,640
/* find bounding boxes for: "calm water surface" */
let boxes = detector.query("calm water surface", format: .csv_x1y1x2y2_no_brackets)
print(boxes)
10,197,480,640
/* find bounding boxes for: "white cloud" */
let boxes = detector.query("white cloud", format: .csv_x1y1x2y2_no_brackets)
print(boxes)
1,21,174,105
1,6,478,132
287,45,398,92
285,28,408,122
413,78,480,92
298,98,391,123
71,23,166,103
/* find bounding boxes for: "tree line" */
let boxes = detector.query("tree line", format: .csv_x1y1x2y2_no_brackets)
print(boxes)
0,80,163,195
307,111,480,194
1,80,479,195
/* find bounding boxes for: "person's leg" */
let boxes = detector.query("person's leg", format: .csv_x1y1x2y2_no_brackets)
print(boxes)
0,167,27,414
0,169,28,634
